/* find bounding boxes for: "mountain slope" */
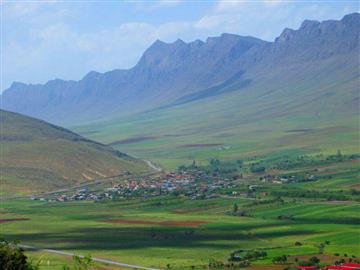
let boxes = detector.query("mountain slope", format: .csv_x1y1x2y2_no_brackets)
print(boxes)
2,14,359,126
71,14,360,168
1,13,359,168
1,34,266,125
0,110,149,195
74,49,359,168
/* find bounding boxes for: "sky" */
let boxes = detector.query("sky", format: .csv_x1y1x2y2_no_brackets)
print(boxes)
1,0,359,90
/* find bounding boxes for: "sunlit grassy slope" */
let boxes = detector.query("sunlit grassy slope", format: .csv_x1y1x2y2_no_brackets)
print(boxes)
74,53,359,169
0,110,149,196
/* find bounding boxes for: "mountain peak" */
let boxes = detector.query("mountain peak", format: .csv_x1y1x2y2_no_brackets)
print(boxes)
174,38,185,45
151,39,167,48
341,12,360,27
1,13,358,125
276,28,296,42
83,70,102,80
300,19,320,30
9,81,28,89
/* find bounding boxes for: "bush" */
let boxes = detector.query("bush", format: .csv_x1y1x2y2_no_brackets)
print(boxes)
0,240,39,270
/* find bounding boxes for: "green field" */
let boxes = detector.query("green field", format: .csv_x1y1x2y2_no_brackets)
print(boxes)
2,56,359,269
1,159,359,270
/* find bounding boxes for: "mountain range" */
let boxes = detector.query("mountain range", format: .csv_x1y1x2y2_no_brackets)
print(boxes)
1,13,359,168
2,13,359,126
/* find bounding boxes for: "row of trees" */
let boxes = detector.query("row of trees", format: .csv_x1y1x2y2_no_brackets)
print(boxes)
270,189,352,201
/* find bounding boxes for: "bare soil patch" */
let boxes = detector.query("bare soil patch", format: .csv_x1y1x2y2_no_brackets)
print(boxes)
246,265,285,270
288,253,338,263
101,218,207,227
0,218,30,223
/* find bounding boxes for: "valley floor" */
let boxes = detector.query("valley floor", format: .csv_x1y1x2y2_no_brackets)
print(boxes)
1,157,359,270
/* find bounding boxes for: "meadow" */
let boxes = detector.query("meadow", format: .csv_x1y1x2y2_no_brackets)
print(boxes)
72,55,359,170
1,158,359,270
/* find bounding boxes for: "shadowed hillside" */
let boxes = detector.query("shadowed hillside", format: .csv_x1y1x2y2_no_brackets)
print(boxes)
1,13,359,126
0,110,150,196
72,14,359,168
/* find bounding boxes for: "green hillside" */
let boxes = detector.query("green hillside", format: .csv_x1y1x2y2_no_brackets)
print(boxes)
74,52,359,169
0,110,150,196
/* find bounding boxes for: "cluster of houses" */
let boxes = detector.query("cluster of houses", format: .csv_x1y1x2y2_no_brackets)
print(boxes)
31,188,112,202
32,170,235,202
102,170,234,200
260,173,316,184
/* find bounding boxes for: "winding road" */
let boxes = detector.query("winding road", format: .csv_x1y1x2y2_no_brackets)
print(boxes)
143,159,162,172
19,244,161,270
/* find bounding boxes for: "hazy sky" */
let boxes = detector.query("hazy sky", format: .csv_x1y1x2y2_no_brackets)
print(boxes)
1,0,359,90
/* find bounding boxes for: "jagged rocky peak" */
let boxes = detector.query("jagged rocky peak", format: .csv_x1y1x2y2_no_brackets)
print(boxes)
300,19,321,32
9,81,28,89
82,70,102,81
190,39,205,47
275,28,296,43
341,12,360,27
1,13,358,125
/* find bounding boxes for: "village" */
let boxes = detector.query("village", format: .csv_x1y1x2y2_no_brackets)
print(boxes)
32,169,238,203
260,173,317,184
30,162,321,203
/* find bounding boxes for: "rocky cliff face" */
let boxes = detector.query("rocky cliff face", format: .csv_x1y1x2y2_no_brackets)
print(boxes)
1,13,359,125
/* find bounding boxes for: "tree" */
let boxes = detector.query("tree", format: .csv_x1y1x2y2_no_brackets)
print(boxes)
0,240,40,270
62,255,94,270
191,160,197,168
272,255,287,264
317,243,325,254
250,163,266,173
73,255,94,270
233,203,238,214
309,256,320,265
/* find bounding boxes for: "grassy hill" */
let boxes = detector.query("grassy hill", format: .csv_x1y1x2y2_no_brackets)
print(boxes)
0,110,150,196
68,14,359,169
73,52,359,169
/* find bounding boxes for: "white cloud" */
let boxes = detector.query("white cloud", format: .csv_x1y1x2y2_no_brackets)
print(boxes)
215,0,245,12
3,2,41,17
195,14,225,29
263,0,284,6
3,19,195,88
2,0,358,89
157,0,183,6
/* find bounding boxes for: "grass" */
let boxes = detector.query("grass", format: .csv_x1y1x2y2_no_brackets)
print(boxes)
72,55,359,170
0,110,149,196
1,184,359,269
1,54,359,269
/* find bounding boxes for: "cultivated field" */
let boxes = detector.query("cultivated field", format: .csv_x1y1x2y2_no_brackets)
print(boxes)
1,159,359,270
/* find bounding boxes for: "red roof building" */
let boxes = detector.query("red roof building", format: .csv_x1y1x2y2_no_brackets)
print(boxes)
323,264,360,270
342,264,360,269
